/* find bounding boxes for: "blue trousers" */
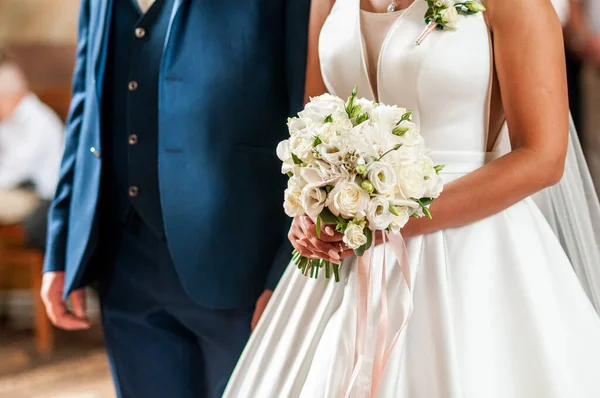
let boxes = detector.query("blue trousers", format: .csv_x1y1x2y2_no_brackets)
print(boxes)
98,213,253,398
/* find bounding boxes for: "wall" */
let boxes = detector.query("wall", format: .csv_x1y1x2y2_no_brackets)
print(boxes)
0,0,79,44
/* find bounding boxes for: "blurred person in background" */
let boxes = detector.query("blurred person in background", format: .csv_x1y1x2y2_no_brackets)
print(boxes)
0,50,64,250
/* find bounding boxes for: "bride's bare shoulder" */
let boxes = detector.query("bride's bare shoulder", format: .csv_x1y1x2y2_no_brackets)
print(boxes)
484,0,561,31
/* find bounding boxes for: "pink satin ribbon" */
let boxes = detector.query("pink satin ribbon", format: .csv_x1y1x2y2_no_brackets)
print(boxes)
344,232,413,398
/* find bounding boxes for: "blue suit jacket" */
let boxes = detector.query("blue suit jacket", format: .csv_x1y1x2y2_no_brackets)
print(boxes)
44,0,310,309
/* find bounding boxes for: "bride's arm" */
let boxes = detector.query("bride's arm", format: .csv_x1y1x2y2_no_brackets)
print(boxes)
304,0,335,103
402,0,569,238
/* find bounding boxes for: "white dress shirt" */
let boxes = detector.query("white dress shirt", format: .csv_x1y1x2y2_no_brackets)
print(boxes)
0,94,64,199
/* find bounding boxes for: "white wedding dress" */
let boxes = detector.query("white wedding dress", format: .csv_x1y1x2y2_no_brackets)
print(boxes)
224,1,600,397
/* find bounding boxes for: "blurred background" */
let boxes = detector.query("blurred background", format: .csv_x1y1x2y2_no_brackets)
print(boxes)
0,1,598,398
0,1,113,397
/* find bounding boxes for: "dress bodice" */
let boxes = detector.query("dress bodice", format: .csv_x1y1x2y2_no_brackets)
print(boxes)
319,0,494,156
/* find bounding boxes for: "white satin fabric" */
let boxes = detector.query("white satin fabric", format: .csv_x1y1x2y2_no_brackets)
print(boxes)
224,1,600,396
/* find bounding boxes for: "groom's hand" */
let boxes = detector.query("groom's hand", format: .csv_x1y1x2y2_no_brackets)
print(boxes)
41,271,91,330
251,289,273,331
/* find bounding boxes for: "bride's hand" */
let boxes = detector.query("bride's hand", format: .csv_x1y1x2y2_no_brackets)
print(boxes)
288,216,354,263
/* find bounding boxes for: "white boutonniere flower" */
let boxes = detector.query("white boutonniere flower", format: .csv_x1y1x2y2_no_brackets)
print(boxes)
417,0,486,45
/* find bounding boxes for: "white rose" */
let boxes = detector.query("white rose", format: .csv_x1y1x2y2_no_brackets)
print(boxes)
283,187,304,217
343,223,368,249
288,175,307,190
302,185,327,220
300,94,348,123
328,181,370,218
317,123,339,145
287,117,311,136
424,174,444,198
300,165,324,185
397,162,427,199
367,161,398,195
277,140,291,163
289,134,314,163
333,118,354,131
440,5,459,29
372,105,406,129
366,196,393,230
389,207,411,234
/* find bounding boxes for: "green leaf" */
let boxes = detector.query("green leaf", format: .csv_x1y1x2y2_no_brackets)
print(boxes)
291,152,303,165
286,171,294,178
356,112,369,124
325,185,333,193
319,208,340,224
324,114,333,123
316,215,322,238
423,206,432,219
400,110,413,122
392,126,410,136
434,164,445,174
418,197,434,206
365,228,373,249
313,136,323,147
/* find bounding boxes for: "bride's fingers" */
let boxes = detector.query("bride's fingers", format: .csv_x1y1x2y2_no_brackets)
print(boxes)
300,216,344,243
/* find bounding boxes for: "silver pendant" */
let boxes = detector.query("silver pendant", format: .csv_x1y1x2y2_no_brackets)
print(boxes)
387,1,397,12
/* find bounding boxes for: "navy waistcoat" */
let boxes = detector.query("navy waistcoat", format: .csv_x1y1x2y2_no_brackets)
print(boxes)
101,0,173,237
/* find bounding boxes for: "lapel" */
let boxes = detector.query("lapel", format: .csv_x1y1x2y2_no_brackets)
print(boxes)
163,0,187,57
93,0,113,101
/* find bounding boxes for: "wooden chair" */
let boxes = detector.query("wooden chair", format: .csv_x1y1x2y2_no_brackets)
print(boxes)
0,224,54,356
0,43,75,357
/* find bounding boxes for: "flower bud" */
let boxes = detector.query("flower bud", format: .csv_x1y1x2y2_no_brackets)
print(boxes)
361,180,375,194
389,204,400,216
464,1,486,12
356,164,367,175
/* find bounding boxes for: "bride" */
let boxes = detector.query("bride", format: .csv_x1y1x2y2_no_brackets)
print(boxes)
225,0,600,396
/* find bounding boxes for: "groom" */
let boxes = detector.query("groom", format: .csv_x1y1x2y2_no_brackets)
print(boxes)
41,0,310,397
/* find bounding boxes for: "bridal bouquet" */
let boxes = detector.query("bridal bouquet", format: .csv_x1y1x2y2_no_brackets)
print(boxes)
277,87,443,281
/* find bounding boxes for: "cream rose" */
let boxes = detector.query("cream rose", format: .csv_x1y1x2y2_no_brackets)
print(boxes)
367,196,393,230
283,187,304,217
301,185,327,220
343,223,368,249
440,5,459,29
328,181,370,218
289,134,314,163
388,207,411,234
367,161,398,195
397,162,427,199
300,94,348,123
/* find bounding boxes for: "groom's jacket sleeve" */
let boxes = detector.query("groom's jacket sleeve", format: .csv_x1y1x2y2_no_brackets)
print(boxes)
265,0,311,290
43,0,90,273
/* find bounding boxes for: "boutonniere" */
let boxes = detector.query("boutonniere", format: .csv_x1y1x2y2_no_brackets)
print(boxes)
416,0,486,45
